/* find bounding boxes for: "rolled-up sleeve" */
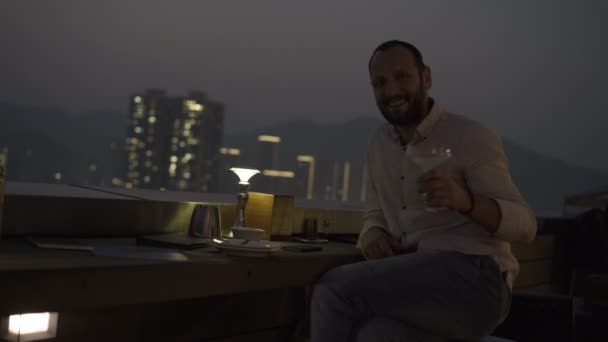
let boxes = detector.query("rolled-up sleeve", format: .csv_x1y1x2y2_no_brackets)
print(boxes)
465,127,537,243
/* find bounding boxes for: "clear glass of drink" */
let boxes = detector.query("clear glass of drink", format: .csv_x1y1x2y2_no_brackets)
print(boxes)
406,145,452,212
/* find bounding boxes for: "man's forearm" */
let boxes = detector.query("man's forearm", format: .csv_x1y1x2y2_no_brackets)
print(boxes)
466,193,501,234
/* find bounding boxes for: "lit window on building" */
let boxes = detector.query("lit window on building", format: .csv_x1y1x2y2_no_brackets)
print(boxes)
262,170,295,178
258,135,281,143
130,138,138,145
219,147,240,155
54,172,62,181
146,150,152,157
144,176,151,183
171,137,179,144
134,96,142,103
187,137,199,145
125,182,133,189
148,116,156,124
170,155,178,163
89,164,97,172
184,99,204,112
182,153,193,163
183,172,191,179
171,145,178,152
134,127,143,134
179,141,186,148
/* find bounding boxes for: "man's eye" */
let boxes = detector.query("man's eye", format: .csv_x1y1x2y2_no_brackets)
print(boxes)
372,80,385,88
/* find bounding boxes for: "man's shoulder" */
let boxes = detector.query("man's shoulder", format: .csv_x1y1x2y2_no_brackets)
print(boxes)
441,111,500,140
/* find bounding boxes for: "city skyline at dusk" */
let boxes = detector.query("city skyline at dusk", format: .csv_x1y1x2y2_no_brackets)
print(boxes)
1,1,607,174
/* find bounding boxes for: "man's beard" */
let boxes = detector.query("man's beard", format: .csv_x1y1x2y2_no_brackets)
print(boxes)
378,87,427,127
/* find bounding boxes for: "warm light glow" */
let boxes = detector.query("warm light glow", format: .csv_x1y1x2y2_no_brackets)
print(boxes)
134,96,142,103
148,116,156,124
257,135,281,143
170,156,177,163
296,155,315,199
185,100,204,112
342,161,351,201
9,312,50,335
220,147,241,156
263,169,295,178
134,127,143,134
230,167,260,183
111,178,122,186
297,155,314,162
89,164,96,172
143,176,151,183
54,173,62,181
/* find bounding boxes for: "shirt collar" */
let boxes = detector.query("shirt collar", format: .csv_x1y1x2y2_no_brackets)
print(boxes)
388,99,444,145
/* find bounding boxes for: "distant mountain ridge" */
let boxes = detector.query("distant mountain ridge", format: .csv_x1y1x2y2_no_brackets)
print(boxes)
1,101,606,215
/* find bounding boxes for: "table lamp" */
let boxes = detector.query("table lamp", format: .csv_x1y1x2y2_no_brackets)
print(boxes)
228,167,260,236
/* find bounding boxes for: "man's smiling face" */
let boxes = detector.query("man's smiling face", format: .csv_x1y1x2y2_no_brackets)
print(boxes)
369,46,431,127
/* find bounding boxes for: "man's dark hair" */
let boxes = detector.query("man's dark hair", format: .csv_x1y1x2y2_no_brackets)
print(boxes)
368,40,425,72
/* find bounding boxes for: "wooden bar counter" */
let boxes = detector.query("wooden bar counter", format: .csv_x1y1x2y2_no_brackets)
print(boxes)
0,238,362,341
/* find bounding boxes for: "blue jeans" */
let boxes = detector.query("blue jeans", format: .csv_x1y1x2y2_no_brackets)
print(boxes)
310,251,511,342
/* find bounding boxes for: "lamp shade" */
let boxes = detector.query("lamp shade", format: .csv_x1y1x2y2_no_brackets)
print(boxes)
229,168,260,183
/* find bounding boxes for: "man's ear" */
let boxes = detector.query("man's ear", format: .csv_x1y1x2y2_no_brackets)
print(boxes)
423,65,432,91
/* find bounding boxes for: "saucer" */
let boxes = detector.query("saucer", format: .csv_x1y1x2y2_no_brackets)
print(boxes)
212,238,281,257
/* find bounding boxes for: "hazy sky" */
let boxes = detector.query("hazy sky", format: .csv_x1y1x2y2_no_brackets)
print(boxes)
1,0,607,172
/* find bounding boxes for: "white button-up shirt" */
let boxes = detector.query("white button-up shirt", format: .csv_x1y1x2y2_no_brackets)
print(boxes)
358,102,537,288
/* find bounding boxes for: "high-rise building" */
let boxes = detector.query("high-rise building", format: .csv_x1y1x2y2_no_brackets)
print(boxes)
295,155,315,200
259,169,296,195
256,135,281,170
218,147,241,193
124,89,224,192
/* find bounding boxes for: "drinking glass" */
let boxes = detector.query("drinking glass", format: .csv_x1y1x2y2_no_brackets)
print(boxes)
406,145,452,212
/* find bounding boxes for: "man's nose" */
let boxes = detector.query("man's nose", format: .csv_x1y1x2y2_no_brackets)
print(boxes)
384,80,401,97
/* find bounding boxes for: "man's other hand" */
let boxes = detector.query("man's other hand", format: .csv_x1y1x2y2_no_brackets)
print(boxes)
359,228,407,260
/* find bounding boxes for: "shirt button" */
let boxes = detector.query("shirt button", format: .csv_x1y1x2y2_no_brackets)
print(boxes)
401,205,407,210
400,176,404,180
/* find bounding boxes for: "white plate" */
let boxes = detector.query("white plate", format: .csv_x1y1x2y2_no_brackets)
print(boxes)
212,238,281,257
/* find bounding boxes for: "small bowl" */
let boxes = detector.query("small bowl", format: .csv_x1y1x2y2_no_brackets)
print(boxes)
232,227,265,241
